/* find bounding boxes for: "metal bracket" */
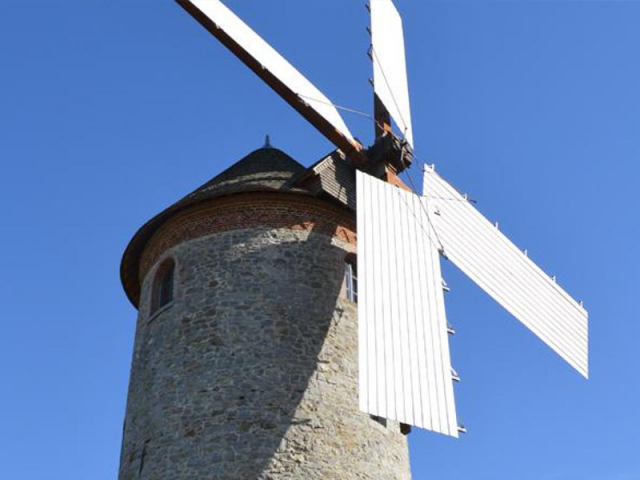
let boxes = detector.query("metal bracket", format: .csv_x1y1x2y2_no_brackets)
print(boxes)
463,193,478,204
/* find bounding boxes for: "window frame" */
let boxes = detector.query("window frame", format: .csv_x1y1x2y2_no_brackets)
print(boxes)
345,257,358,303
150,258,175,317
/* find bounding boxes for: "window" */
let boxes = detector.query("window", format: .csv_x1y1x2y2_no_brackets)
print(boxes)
151,258,175,316
345,257,358,303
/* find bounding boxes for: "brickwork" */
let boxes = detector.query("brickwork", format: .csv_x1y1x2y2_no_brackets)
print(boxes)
119,219,411,479
139,192,357,283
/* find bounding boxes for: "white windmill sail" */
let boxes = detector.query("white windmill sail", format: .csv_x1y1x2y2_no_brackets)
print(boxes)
370,0,414,148
357,171,458,437
423,166,589,378
177,0,357,151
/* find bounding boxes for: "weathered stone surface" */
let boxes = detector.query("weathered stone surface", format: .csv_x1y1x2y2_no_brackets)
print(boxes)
120,225,411,480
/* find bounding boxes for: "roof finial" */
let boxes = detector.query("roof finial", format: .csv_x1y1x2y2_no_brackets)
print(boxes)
264,135,272,149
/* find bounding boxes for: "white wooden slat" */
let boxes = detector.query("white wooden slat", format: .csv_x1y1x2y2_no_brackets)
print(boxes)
392,184,409,424
386,178,399,421
364,170,379,416
423,167,589,378
428,196,459,433
400,192,420,427
357,171,459,437
416,192,439,432
371,175,384,417
378,176,392,419
409,192,433,431
357,168,369,414
184,0,355,143
424,194,447,434
370,0,414,147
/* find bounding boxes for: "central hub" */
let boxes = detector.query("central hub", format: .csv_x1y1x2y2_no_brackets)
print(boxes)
361,132,414,180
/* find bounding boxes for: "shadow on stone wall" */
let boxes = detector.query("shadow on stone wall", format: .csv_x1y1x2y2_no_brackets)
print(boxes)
121,225,353,479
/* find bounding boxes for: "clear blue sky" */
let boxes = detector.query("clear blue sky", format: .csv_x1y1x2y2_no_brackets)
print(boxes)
1,1,638,479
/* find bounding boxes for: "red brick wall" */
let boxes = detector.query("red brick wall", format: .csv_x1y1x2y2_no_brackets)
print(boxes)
139,192,357,282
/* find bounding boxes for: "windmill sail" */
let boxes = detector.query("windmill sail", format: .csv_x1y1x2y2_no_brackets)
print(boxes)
370,0,414,148
423,167,589,378
176,0,361,156
357,171,458,437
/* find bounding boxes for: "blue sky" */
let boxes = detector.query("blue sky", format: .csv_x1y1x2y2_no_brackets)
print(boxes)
1,1,638,479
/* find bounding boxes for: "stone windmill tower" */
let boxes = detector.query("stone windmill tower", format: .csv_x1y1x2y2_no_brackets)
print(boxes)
119,144,412,479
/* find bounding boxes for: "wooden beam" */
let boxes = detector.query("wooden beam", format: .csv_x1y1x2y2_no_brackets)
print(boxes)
176,0,368,164
385,166,412,192
374,93,392,140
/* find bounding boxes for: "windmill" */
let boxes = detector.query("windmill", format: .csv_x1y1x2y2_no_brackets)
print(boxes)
174,0,589,439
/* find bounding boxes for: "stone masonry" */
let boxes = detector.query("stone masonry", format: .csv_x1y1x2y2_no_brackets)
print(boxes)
119,148,412,479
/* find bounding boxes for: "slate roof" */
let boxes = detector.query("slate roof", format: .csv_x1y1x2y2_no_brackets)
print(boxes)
178,146,309,202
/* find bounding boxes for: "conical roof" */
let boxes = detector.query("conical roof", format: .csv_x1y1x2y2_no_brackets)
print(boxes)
121,147,310,307
177,146,308,203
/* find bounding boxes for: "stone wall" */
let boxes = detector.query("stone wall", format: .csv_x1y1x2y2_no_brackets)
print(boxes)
119,223,411,479
138,192,357,285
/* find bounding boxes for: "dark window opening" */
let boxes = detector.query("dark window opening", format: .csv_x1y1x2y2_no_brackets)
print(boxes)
151,259,175,316
345,258,358,303
400,423,412,436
